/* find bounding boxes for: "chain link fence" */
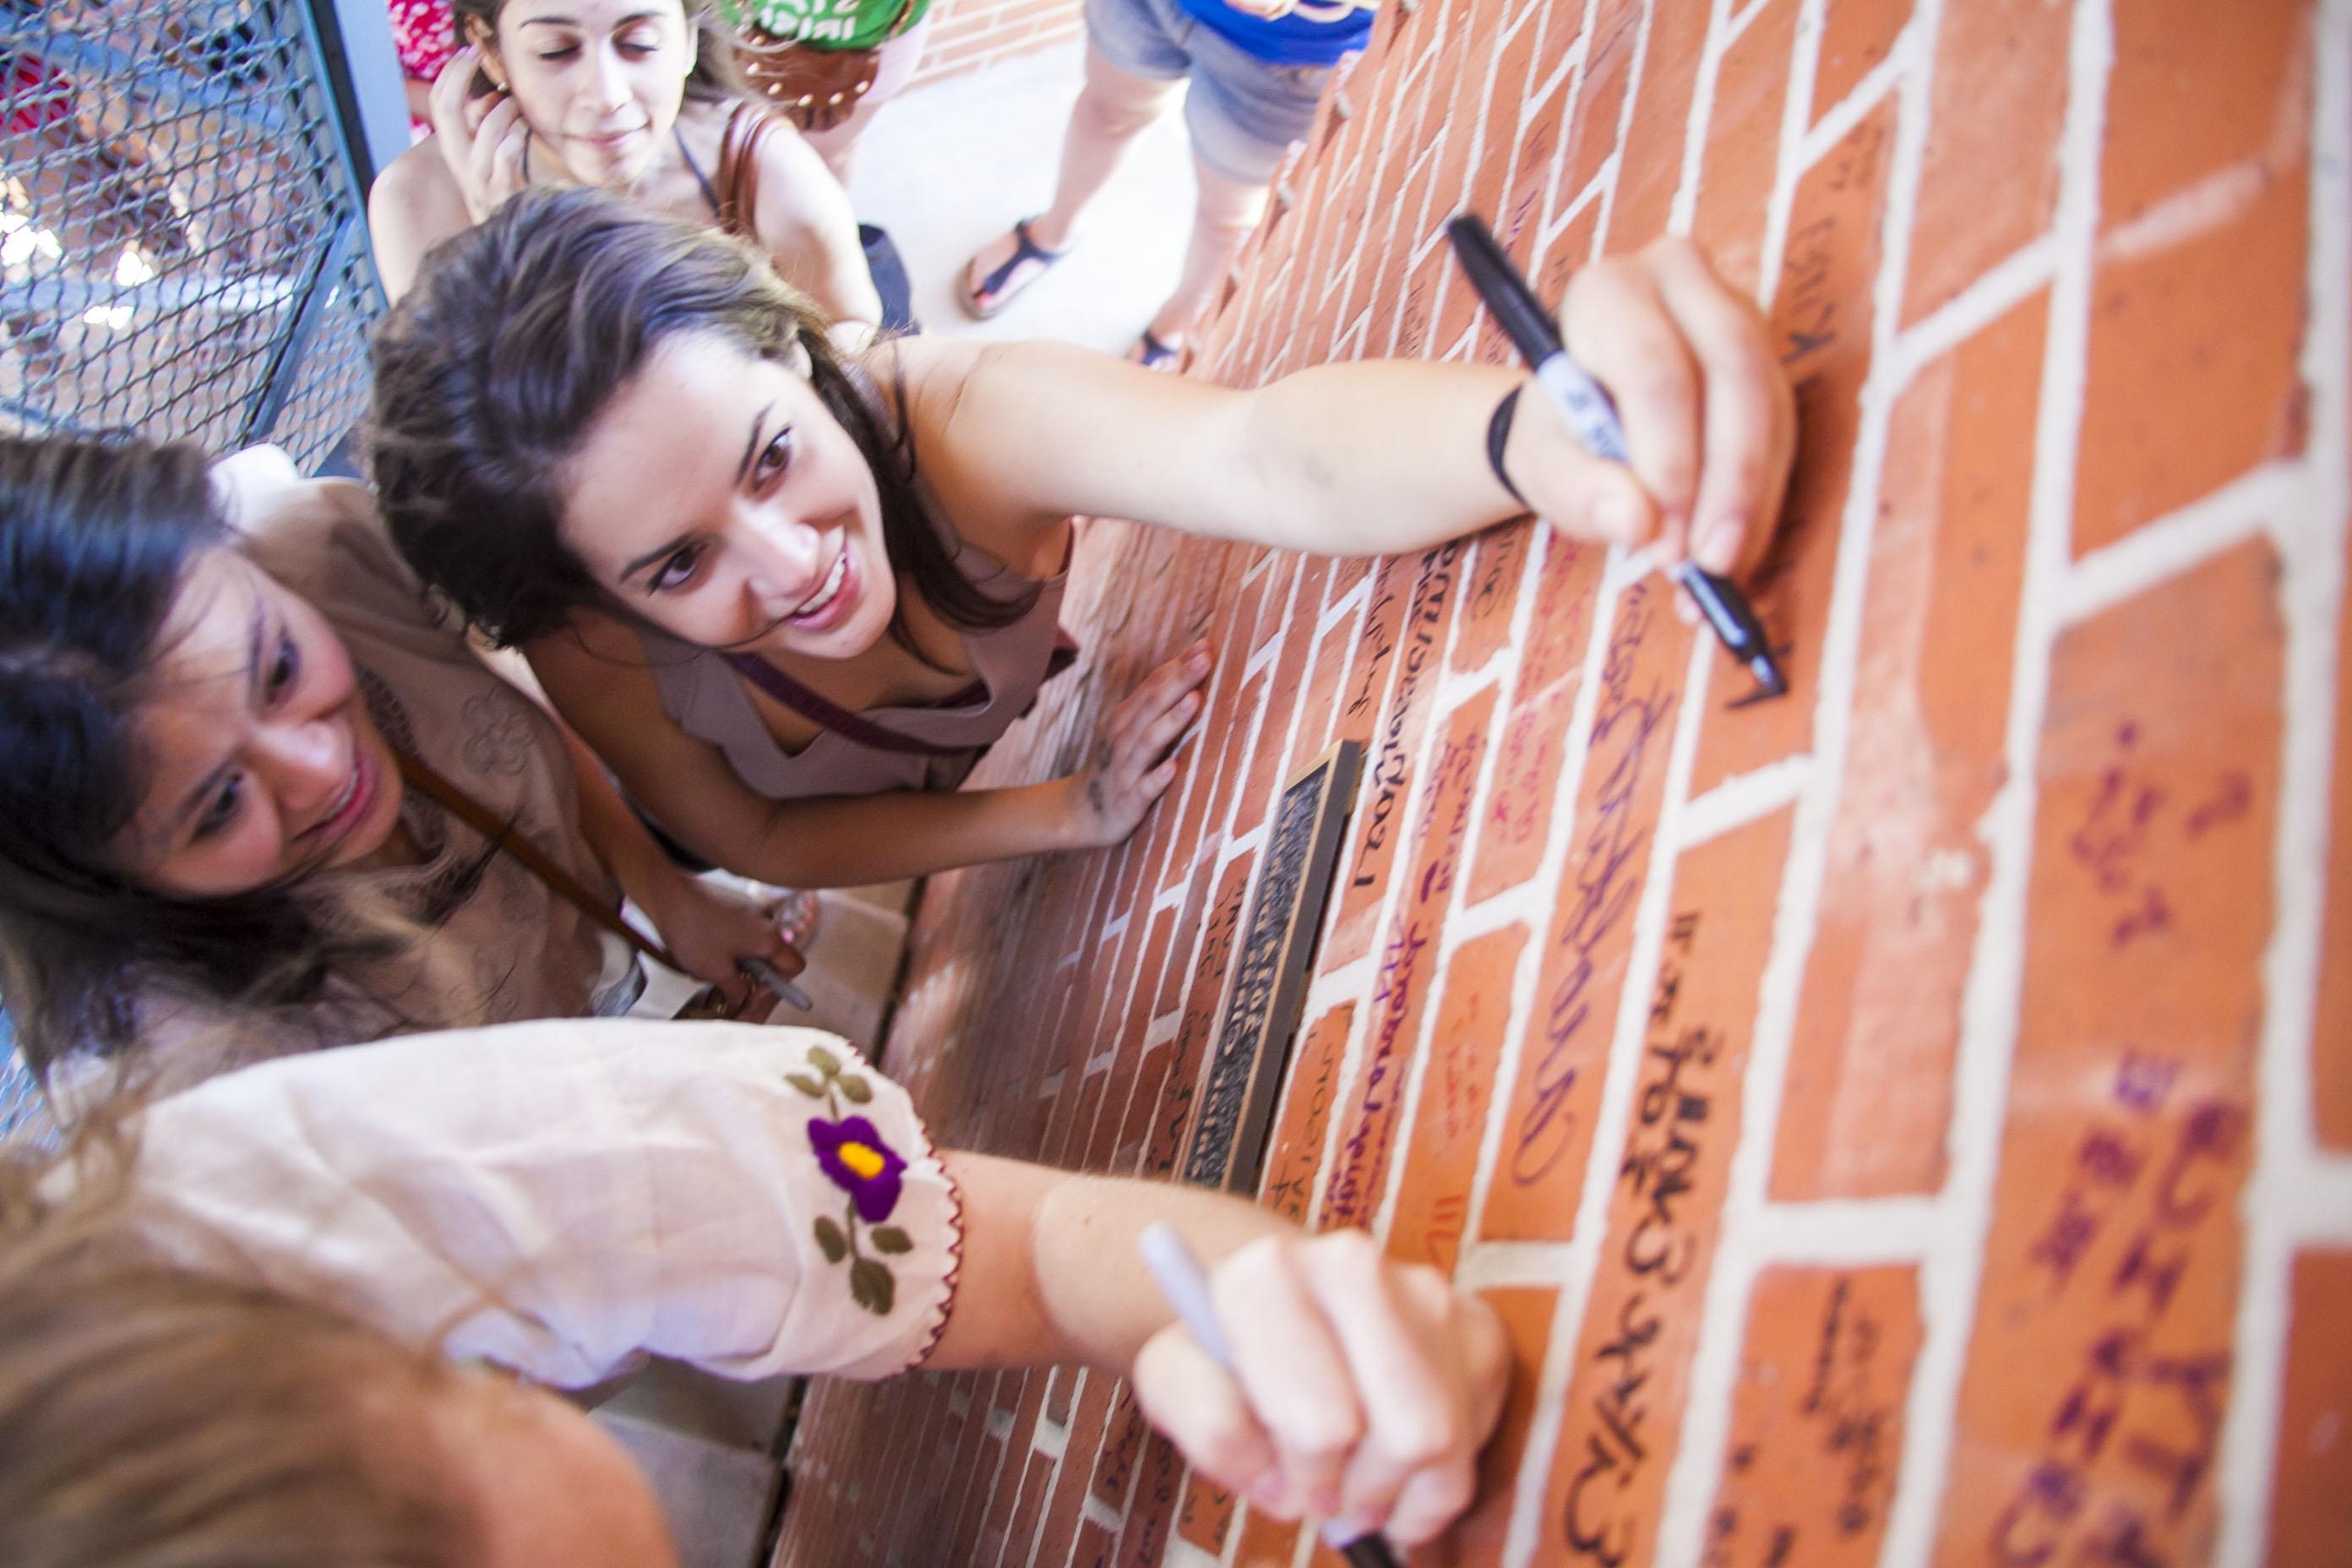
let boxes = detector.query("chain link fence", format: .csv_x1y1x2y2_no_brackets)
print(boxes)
1,0,390,1140
1,0,384,466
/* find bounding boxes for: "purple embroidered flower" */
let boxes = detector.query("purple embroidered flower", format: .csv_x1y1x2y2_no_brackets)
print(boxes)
808,1115,906,1223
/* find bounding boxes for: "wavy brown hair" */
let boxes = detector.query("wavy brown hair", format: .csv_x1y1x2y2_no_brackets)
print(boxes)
368,184,1036,651
0,1113,482,1568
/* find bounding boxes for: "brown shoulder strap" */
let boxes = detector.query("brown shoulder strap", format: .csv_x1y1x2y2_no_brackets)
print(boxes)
715,101,776,240
390,743,683,973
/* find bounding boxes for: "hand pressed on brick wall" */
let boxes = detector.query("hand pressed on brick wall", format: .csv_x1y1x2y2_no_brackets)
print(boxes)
1059,642,1211,851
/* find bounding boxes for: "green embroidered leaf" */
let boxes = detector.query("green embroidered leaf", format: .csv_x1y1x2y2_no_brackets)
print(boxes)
849,1257,896,1316
869,1225,912,1255
806,1045,842,1077
785,1072,825,1099
813,1216,848,1263
836,1074,874,1104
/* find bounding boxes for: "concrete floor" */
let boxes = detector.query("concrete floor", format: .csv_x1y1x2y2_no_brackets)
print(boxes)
847,37,1199,357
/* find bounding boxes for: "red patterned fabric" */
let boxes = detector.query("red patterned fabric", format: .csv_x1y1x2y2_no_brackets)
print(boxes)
389,0,457,82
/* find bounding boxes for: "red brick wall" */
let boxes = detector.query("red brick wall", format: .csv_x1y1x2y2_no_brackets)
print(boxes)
911,0,1085,87
777,2,2352,1565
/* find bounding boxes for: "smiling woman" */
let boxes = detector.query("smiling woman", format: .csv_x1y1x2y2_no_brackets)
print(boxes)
0,438,810,1104
364,0,884,332
370,188,1796,895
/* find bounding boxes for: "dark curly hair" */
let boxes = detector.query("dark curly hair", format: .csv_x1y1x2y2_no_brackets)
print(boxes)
368,184,1033,650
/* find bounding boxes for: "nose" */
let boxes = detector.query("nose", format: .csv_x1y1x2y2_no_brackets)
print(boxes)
250,714,350,827
740,506,827,602
588,44,632,112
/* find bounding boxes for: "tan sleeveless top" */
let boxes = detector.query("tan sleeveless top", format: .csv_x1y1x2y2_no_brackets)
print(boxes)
639,511,1071,801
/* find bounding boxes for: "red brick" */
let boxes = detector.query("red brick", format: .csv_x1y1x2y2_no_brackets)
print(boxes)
1693,0,1798,297
1090,1384,1150,1514
1689,95,1897,798
1333,553,1416,754
1902,0,2070,324
978,1375,1054,1560
1327,542,1470,968
1072,1518,1117,1568
1471,24,1564,253
1118,1434,1185,1568
1386,923,1529,1273
2071,159,2309,556
1607,0,1711,252
1775,288,2048,1200
1531,807,1793,1565
1451,519,1534,674
1706,1266,1925,1567
1321,689,1495,1229
2100,0,2313,233
1561,0,1640,212
1813,0,1909,122
1425,1287,1561,1568
1284,611,1358,780
1468,533,1608,902
1175,1471,1237,1554
1260,1001,1353,1223
2266,1250,2352,1565
1229,1507,1303,1568
1482,577,1690,1242
999,1448,1057,1567
1233,597,1317,841
1933,541,2281,1566
2322,513,2352,1149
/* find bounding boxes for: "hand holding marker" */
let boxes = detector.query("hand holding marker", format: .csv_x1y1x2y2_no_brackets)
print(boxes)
1140,1224,1405,1568
1446,213,1789,701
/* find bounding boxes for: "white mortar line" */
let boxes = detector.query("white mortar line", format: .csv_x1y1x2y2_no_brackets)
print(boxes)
1674,753,1814,847
2217,3,2351,1562
1666,0,1740,240
1752,0,1831,316
1658,0,1929,1556
1582,0,1653,253
2055,459,2303,627
1746,1196,1944,1263
1886,234,2061,387
1880,3,2113,1564
1514,553,1722,1568
1797,20,1919,171
1481,545,1645,1568
1453,1237,1582,1288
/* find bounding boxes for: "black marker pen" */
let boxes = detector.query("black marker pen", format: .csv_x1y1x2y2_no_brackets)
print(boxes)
1444,213,1788,700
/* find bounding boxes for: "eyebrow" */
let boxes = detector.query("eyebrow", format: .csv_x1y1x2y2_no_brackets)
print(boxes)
617,401,776,583
517,11,665,25
166,596,267,835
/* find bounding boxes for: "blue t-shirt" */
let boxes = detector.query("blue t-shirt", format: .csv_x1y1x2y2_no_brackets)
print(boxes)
1174,0,1375,67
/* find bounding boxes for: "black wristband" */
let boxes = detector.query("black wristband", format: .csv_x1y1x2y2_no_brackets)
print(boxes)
1486,384,1532,511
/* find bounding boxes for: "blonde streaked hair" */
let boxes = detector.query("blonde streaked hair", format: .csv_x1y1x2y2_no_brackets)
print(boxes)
0,1113,484,1567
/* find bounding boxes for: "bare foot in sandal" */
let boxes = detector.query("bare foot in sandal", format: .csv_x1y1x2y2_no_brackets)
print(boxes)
961,215,1074,320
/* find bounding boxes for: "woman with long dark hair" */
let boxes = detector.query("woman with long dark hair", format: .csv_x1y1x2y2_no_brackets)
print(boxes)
0,436,804,1099
370,186,1795,892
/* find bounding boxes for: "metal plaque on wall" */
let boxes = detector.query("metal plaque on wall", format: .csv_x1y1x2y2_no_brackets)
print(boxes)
1181,739,1364,1192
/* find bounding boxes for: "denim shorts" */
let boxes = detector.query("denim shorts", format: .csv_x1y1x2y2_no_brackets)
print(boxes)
1083,0,1337,184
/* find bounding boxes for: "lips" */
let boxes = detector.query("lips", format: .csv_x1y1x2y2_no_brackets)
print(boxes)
303,743,375,851
786,546,857,632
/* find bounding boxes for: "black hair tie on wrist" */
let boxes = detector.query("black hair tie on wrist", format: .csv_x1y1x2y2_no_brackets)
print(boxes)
1487,384,1533,512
